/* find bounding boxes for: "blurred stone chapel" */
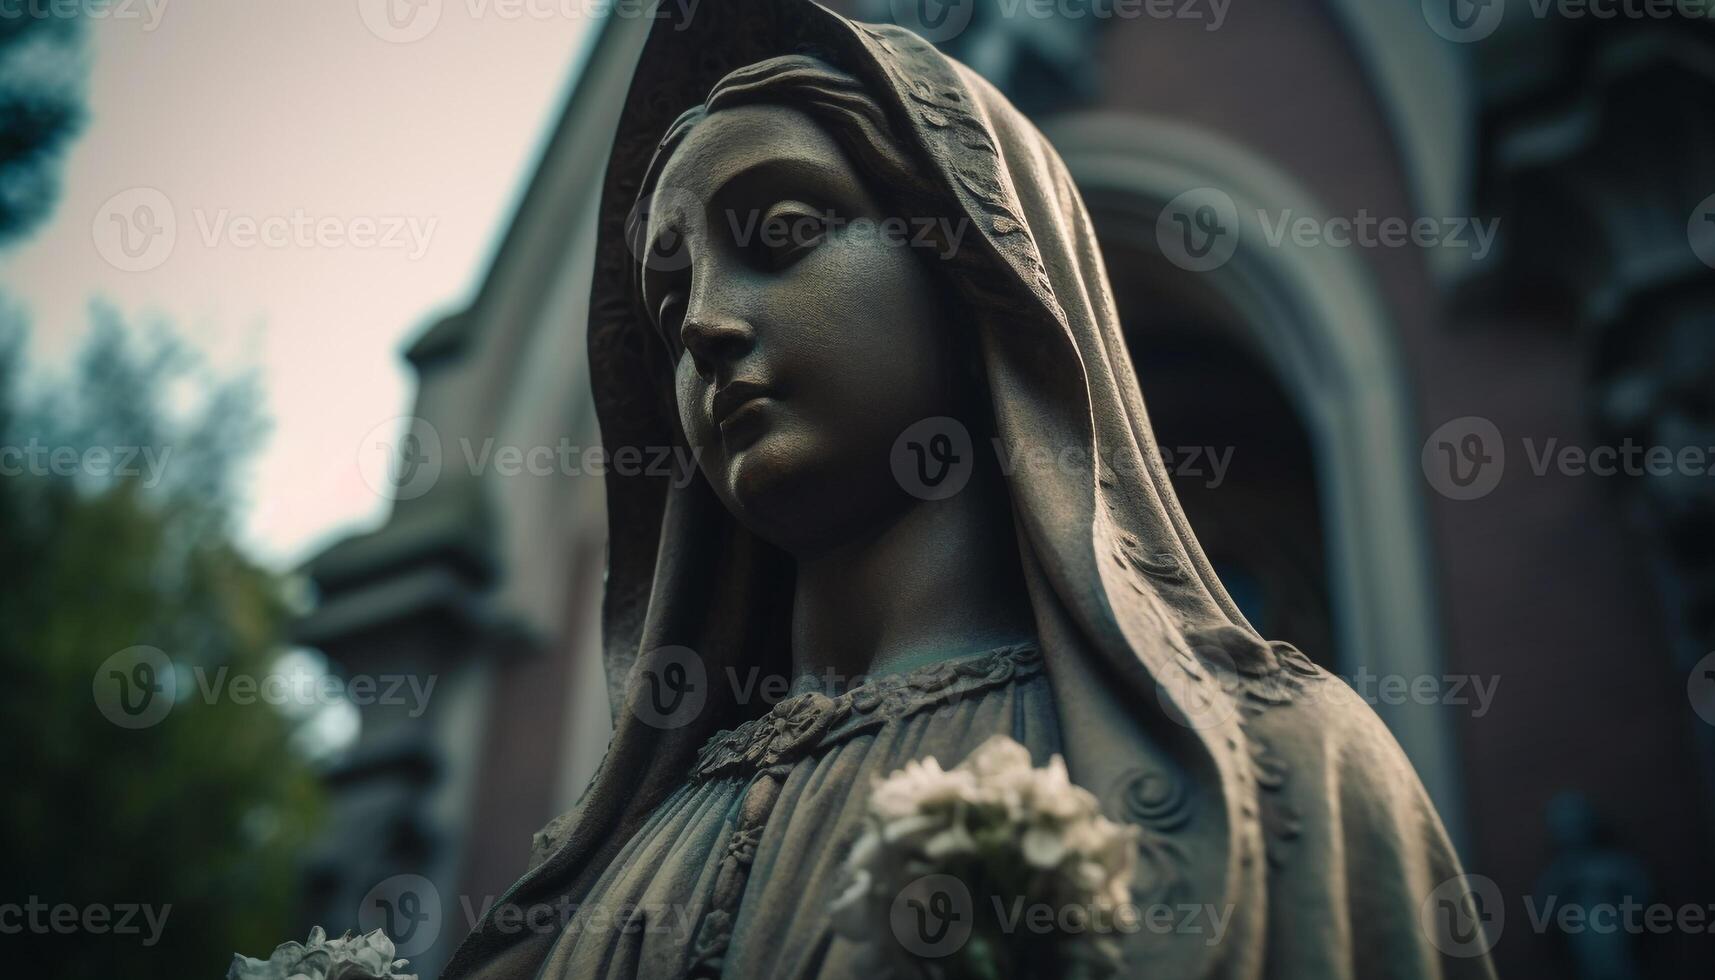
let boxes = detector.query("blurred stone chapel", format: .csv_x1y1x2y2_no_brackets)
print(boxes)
295,2,1715,976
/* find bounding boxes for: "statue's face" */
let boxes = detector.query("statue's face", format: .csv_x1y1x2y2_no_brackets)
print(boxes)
643,104,956,555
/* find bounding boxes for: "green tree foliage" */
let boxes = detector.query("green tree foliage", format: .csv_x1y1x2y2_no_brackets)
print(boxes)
0,8,86,244
0,302,325,976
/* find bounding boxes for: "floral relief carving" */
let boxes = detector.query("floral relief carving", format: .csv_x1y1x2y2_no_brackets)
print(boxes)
691,644,1043,782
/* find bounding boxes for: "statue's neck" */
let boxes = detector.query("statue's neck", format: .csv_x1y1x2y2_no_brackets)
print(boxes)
787,468,1035,686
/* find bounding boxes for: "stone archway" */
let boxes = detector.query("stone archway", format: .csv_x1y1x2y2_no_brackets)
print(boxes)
1043,112,1466,842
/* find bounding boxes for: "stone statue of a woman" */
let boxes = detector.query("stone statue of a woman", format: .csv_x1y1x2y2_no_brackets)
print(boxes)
444,3,1497,978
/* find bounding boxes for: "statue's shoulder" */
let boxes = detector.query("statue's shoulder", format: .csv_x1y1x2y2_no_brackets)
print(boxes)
1187,624,1440,813
529,807,579,871
1202,632,1497,978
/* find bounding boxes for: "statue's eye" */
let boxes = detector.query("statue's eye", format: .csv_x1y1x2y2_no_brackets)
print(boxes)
756,200,827,270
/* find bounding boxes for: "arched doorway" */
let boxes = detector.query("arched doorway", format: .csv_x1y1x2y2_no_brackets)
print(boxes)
1102,235,1337,664
1045,112,1465,842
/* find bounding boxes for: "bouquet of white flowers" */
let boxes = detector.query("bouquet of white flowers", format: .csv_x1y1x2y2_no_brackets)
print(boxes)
225,926,415,980
832,736,1138,980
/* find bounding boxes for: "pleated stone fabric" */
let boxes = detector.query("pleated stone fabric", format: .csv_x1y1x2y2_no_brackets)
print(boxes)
535,644,1057,979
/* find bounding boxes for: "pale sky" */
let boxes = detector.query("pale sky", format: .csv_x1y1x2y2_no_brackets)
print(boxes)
3,1,596,568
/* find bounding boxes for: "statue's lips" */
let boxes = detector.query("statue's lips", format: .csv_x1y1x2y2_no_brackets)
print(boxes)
711,379,776,429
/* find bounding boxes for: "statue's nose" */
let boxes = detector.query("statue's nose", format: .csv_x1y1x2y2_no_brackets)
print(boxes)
680,311,754,379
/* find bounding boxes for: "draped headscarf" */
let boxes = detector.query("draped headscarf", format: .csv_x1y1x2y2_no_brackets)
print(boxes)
446,3,1495,978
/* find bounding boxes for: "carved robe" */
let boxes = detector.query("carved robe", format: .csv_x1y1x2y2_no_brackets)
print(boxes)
444,3,1498,978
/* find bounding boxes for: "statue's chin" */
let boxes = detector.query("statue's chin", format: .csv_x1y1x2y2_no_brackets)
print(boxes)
719,447,870,555
722,454,821,544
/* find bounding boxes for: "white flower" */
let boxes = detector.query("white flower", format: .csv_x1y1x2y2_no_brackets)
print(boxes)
924,812,980,860
225,926,416,980
964,733,1031,778
869,756,982,821
833,735,1138,977
1021,824,1068,869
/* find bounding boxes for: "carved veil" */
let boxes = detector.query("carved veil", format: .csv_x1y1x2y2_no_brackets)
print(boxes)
446,4,1493,978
